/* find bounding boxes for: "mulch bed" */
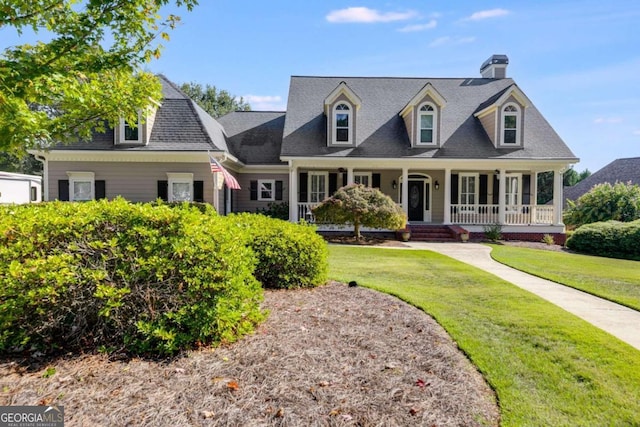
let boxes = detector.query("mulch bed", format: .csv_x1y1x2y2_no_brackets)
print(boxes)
1,282,499,426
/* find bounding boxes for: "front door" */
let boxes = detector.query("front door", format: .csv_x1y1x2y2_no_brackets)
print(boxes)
408,180,424,222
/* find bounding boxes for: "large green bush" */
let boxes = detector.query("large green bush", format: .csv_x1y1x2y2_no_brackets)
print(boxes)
564,182,640,228
566,220,640,260
0,199,265,355
312,184,406,240
227,213,328,289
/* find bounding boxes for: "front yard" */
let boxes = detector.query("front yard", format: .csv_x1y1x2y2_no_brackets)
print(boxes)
329,245,640,426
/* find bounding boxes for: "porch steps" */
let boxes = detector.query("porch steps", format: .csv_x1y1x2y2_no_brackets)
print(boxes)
408,225,460,242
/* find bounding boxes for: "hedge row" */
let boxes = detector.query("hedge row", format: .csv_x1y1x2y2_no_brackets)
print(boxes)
0,199,328,356
566,220,640,260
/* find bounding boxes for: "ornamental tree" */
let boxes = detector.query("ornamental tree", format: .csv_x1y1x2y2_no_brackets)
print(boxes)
564,181,640,228
312,184,406,240
0,0,198,153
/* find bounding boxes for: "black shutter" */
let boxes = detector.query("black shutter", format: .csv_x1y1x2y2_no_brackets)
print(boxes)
95,180,106,200
522,174,531,205
372,173,381,189
157,180,168,201
194,181,204,202
479,175,488,205
275,181,283,200
329,173,338,195
299,172,308,202
342,173,348,187
58,180,69,201
250,180,258,200
492,176,499,205
450,174,459,204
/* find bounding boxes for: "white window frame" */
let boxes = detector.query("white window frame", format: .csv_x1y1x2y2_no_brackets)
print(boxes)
459,173,479,212
67,171,95,202
309,172,328,203
332,103,352,145
117,112,143,144
504,173,522,210
167,173,194,202
354,172,372,187
417,102,437,146
501,103,520,146
258,179,276,201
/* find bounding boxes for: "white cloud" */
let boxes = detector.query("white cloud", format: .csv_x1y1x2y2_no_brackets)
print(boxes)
244,95,285,111
464,8,510,21
326,7,417,23
429,36,476,48
634,130,640,136
594,117,623,124
398,20,437,33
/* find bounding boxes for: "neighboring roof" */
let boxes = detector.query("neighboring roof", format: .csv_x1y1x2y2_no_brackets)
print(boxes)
564,157,640,202
49,75,227,152
281,76,578,161
217,111,286,165
0,171,42,182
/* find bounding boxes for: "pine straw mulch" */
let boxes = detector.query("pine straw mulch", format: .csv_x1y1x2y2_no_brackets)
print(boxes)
0,282,499,426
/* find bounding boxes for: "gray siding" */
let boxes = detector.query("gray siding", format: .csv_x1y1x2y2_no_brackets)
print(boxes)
234,173,289,213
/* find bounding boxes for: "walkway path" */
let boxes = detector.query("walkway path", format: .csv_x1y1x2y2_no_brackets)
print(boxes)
403,242,640,351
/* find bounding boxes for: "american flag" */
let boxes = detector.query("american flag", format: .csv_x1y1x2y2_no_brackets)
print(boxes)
209,155,241,190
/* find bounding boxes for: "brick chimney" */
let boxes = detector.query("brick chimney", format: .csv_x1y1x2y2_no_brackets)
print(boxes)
480,54,509,78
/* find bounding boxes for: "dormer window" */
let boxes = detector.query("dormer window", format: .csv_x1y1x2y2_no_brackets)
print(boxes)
116,112,143,144
418,103,437,145
502,104,520,145
334,103,352,144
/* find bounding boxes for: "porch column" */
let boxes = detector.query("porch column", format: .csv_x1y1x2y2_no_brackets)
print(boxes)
289,164,298,222
498,169,506,224
531,171,538,223
443,168,451,224
347,167,354,185
553,168,564,225
402,167,409,218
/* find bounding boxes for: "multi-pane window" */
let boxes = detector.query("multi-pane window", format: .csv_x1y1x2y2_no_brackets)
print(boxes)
118,112,143,144
124,121,139,141
258,179,275,201
419,104,435,144
459,174,478,210
167,173,193,202
309,172,328,203
505,175,521,208
503,105,519,144
67,172,95,201
354,172,371,187
334,103,351,143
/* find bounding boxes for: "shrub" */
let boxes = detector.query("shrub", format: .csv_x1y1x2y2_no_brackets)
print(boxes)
541,234,555,245
227,213,328,289
483,223,503,242
566,220,640,260
256,202,289,220
312,184,406,240
0,199,265,355
564,182,640,228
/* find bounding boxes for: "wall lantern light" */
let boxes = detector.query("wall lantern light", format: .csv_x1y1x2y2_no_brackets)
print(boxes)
434,180,440,190
392,180,398,189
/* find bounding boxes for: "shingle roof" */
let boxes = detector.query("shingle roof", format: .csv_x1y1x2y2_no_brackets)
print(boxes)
217,111,286,165
564,157,640,202
281,76,578,161
51,75,227,152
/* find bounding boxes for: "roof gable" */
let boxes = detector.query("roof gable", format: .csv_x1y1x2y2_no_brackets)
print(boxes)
399,82,447,117
474,84,530,119
323,81,362,114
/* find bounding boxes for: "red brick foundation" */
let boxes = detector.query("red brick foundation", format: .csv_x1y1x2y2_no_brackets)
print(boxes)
469,232,566,245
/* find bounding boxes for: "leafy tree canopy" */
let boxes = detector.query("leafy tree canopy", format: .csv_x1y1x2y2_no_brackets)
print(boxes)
0,0,198,154
312,184,406,240
537,167,591,205
564,181,640,228
180,82,250,118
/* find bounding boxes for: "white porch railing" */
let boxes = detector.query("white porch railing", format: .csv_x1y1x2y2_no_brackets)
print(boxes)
450,204,555,225
298,202,318,223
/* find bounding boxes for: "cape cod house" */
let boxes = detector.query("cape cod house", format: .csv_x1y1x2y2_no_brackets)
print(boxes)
32,55,578,241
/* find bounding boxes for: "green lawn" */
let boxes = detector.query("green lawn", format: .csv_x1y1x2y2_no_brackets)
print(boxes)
328,245,640,427
489,244,640,311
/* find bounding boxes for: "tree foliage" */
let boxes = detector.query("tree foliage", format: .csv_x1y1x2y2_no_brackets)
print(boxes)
0,0,198,153
312,184,406,240
564,181,640,228
537,168,591,205
0,152,42,175
180,82,250,118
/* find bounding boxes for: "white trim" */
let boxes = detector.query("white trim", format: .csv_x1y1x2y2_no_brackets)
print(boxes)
500,103,521,146
167,172,194,202
354,172,372,187
66,171,95,201
473,85,530,119
504,173,523,210
308,171,329,203
324,81,362,112
399,82,447,117
459,173,479,211
257,179,276,201
416,102,438,146
332,103,353,145
116,112,144,145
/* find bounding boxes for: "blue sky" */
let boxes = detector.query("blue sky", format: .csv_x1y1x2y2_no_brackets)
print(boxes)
4,1,640,172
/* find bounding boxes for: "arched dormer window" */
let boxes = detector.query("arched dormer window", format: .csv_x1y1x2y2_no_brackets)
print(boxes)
333,103,352,144
418,103,437,145
502,104,520,145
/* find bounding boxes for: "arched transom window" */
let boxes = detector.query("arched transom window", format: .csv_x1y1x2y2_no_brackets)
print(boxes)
502,104,520,145
334,103,351,144
418,103,437,145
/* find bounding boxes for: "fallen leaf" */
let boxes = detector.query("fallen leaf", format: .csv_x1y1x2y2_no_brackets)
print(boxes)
275,408,284,417
329,409,341,416
416,378,426,388
227,380,239,391
201,410,215,419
